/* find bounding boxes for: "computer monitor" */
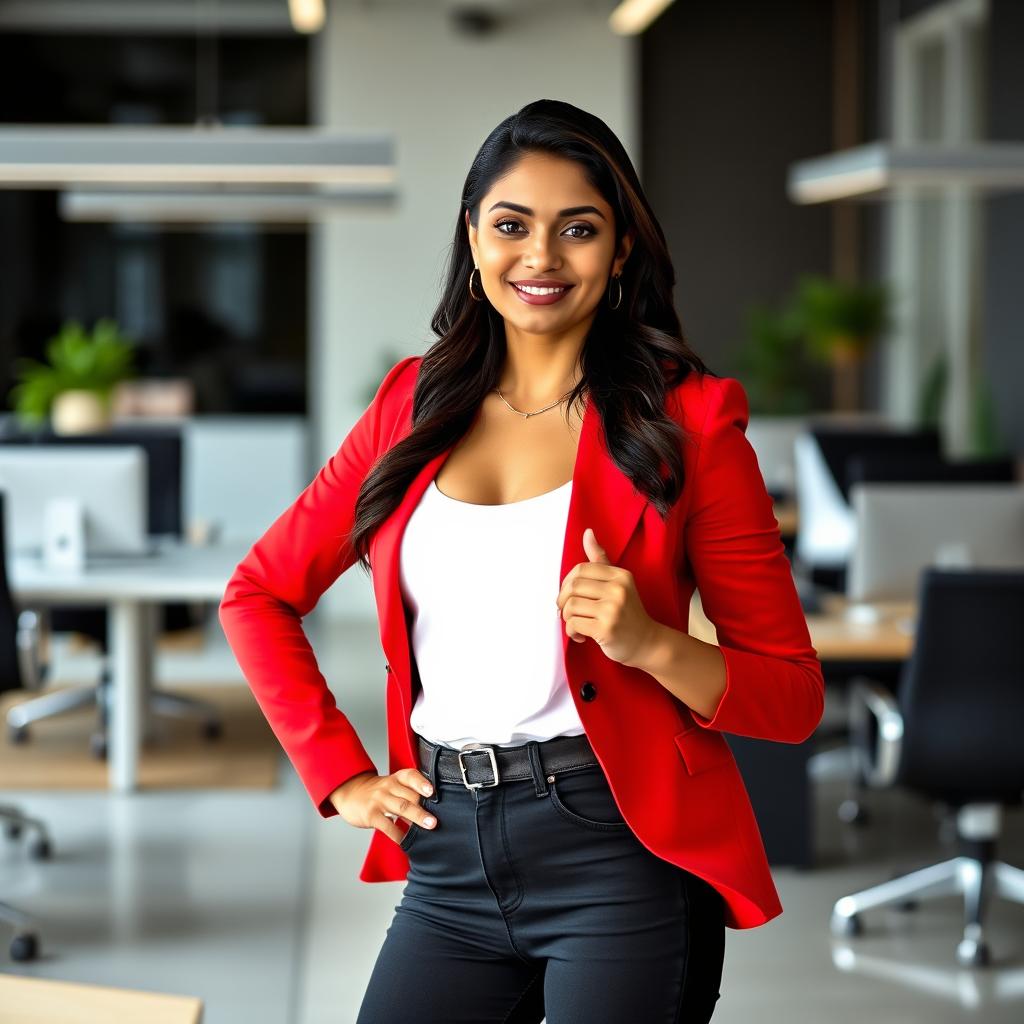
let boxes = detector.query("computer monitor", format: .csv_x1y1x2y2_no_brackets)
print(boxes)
793,426,942,574
743,417,804,501
846,452,1017,487
812,426,941,503
846,483,1024,602
0,446,149,557
0,426,182,537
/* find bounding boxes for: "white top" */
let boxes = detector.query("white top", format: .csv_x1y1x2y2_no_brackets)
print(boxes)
399,475,586,750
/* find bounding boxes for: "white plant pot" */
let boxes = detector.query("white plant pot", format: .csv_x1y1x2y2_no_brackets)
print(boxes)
51,389,110,435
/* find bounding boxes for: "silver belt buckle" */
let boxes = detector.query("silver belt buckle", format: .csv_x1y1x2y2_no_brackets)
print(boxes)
457,743,499,789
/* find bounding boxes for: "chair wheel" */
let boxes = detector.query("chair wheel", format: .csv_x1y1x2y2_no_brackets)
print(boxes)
29,836,52,860
837,799,870,826
830,911,862,937
10,933,39,962
8,724,29,745
957,938,991,967
202,720,223,741
90,732,108,760
4,821,23,841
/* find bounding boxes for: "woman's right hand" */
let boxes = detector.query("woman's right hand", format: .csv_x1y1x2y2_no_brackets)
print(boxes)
329,769,438,845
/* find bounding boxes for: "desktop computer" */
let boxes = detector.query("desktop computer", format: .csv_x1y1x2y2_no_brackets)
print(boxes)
846,482,1024,605
0,447,151,567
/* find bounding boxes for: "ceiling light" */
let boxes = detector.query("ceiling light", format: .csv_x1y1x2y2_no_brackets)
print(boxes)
288,0,325,34
788,141,1024,203
0,126,396,189
58,185,396,225
609,0,677,35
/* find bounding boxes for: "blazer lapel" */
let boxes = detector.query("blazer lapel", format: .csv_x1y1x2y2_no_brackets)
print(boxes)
370,391,650,756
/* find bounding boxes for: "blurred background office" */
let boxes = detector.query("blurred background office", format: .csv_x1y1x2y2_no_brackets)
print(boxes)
1,0,1023,1021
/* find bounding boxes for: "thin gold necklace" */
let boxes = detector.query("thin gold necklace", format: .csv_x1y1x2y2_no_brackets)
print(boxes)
493,385,578,419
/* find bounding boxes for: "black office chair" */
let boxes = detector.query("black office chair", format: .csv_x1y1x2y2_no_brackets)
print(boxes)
0,491,51,962
807,454,1020,827
830,568,1024,966
0,425,223,758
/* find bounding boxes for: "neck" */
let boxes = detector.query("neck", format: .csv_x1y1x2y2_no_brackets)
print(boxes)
498,325,587,405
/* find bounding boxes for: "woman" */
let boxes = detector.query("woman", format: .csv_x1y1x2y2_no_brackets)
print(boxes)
219,98,824,1023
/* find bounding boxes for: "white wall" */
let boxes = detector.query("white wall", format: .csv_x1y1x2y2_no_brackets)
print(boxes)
310,1,638,619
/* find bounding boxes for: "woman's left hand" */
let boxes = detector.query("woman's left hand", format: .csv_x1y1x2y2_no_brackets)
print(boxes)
555,527,662,668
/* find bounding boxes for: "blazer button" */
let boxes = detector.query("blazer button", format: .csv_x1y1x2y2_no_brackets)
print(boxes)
579,681,597,702
385,663,391,673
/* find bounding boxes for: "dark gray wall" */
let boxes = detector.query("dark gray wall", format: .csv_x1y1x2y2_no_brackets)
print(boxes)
858,0,891,412
641,0,1022,457
640,0,835,405
984,0,1024,455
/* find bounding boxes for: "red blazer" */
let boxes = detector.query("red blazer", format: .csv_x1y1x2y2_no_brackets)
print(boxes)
219,354,824,930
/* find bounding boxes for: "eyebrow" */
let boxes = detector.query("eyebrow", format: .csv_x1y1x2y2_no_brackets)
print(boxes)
487,201,606,222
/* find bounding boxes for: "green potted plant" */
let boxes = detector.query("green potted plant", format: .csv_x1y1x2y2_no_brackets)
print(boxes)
9,318,138,434
917,351,1007,458
732,304,817,415
789,274,890,412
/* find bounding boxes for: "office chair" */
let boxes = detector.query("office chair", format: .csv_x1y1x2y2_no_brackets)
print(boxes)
830,568,1024,967
0,491,51,962
804,451,1018,825
1,426,223,758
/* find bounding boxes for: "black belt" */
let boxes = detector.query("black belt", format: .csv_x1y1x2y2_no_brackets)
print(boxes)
416,732,599,790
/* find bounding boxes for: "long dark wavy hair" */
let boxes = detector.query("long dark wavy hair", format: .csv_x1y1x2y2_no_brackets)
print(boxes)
350,98,714,577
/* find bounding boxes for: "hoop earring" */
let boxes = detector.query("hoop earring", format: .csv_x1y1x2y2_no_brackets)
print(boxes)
607,273,623,310
468,266,484,302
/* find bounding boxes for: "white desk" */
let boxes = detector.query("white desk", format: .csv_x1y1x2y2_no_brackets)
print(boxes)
7,539,250,792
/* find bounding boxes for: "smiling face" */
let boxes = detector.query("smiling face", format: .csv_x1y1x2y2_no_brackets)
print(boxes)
465,150,633,342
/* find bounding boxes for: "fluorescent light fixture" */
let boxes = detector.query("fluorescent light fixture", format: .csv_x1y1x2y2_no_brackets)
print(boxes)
609,0,676,35
0,1,293,34
59,185,396,224
0,126,396,188
288,0,324,34
788,141,1024,203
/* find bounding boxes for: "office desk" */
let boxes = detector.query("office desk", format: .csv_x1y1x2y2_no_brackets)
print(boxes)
7,540,249,792
805,592,916,662
772,498,798,537
688,590,916,663
688,590,915,867
0,973,203,1023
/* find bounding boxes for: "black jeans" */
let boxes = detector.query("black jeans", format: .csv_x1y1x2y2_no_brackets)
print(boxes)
356,736,725,1023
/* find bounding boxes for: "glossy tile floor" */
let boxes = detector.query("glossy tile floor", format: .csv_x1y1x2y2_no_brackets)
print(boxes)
2,612,1022,1023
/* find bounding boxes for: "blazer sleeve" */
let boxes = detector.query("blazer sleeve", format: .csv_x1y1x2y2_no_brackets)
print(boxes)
683,375,824,744
218,355,419,818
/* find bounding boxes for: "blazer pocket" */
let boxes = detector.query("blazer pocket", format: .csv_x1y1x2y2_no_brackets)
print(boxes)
673,725,734,776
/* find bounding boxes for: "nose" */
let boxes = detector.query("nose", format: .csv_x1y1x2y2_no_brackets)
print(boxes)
524,226,562,272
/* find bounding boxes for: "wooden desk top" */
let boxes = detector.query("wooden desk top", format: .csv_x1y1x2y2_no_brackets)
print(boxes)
689,590,916,663
804,592,916,661
772,499,798,536
0,974,203,1024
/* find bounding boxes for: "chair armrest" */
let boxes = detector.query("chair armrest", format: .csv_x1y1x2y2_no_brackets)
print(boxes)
848,677,903,788
15,607,48,691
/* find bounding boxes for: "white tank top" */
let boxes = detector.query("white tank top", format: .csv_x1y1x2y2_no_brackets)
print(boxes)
399,475,586,750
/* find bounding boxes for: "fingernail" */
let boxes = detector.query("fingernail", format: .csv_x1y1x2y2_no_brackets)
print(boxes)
424,816,435,827
422,786,432,795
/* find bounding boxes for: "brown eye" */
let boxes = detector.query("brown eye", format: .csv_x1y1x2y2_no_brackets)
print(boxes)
494,219,596,240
